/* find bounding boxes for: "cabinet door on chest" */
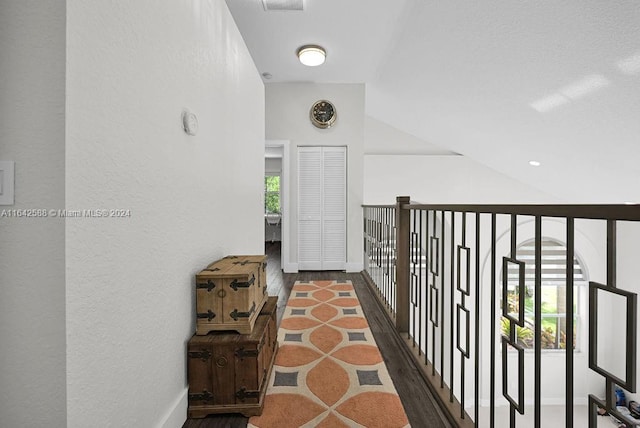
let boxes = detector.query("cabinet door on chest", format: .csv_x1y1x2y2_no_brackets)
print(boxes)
195,255,267,334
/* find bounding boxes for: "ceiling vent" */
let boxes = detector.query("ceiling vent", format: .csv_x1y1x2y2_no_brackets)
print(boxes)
261,0,303,11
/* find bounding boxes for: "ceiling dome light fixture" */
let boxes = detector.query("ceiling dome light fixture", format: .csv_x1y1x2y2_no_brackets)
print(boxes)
297,45,326,66
528,160,541,167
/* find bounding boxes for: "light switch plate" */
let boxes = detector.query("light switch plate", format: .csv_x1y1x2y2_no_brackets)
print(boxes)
0,161,15,205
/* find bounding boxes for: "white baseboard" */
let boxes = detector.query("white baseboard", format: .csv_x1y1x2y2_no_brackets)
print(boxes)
282,262,361,273
283,262,298,273
345,262,363,273
157,387,188,428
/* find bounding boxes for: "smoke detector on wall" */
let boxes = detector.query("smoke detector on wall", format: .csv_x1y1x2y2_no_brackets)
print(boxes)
182,109,198,136
261,0,303,11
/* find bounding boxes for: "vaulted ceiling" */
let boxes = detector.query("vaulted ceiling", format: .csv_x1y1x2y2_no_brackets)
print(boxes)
226,0,640,203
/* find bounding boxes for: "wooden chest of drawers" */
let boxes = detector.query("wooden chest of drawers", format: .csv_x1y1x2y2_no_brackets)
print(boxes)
187,296,278,418
195,255,267,335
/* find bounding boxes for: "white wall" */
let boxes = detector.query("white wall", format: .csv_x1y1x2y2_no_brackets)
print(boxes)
363,114,557,205
364,155,558,205
266,83,364,272
0,1,67,427
66,1,264,427
365,115,456,155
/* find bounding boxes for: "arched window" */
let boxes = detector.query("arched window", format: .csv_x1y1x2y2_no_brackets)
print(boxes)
502,238,587,350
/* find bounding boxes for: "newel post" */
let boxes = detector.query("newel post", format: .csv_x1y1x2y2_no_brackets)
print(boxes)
395,196,411,333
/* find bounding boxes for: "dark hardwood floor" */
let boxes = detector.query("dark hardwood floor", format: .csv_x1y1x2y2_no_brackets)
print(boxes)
183,242,450,427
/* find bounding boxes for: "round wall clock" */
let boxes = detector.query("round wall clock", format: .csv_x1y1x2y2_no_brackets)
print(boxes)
310,100,337,129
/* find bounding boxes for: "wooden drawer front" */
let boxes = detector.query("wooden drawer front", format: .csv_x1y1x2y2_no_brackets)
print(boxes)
188,341,265,406
257,259,267,298
187,297,278,418
188,298,277,406
195,255,267,334
195,283,223,326
187,348,215,406
222,271,258,324
196,271,261,333
212,348,238,405
229,255,267,308
228,257,267,317
234,341,265,404
261,310,276,386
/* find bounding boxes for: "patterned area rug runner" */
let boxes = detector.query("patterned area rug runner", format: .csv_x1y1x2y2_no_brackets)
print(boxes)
249,280,410,428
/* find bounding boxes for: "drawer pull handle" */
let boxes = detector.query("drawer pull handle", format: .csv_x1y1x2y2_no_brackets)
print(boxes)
196,310,216,321
188,350,211,361
229,301,256,321
189,390,213,402
236,387,260,402
235,346,260,360
215,356,228,367
196,280,216,292
230,274,255,291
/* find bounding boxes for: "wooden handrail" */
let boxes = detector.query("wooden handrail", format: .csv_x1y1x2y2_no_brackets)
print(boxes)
399,203,640,221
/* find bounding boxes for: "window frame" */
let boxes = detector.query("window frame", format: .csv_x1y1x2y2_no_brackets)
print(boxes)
501,238,588,352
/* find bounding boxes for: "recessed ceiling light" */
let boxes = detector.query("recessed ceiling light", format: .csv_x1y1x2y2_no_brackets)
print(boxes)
297,45,326,67
529,160,541,167
261,72,272,79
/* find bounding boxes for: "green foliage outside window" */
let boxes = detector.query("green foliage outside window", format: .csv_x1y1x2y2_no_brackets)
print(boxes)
265,176,280,214
503,287,577,350
501,239,583,350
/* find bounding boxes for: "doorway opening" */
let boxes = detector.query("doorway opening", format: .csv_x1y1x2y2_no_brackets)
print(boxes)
265,140,292,272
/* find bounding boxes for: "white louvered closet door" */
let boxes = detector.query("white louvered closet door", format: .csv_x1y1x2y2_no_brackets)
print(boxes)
298,148,323,270
297,146,346,270
321,147,346,269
